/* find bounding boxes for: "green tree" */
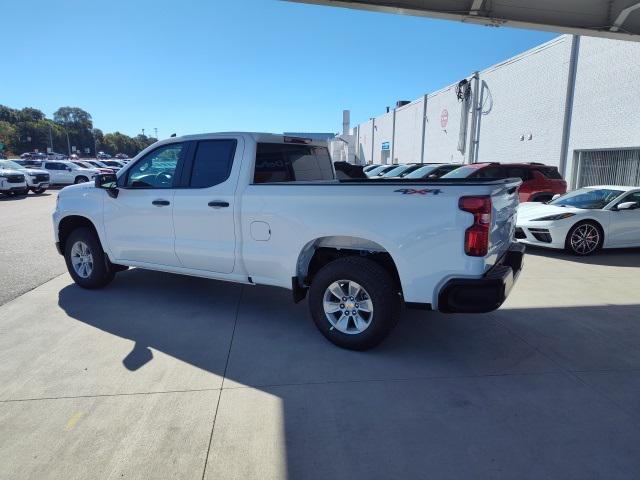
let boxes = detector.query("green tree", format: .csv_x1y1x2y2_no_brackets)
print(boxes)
0,121,19,154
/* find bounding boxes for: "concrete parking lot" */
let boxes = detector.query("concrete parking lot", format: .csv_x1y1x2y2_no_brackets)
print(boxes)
1,193,640,479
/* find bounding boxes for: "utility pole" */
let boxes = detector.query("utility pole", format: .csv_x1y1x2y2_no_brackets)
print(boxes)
48,124,54,152
65,128,71,156
142,128,145,137
154,128,158,139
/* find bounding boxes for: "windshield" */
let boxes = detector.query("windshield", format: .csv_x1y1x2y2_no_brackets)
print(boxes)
365,166,385,176
0,160,24,170
404,165,439,178
550,188,624,209
440,165,481,179
382,165,410,177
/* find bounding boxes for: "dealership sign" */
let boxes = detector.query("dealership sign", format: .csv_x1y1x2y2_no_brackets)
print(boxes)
440,109,449,129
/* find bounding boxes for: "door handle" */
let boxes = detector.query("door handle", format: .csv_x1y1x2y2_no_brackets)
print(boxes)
152,199,170,206
208,201,230,208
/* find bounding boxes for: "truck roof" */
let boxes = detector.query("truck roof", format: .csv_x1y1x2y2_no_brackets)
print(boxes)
166,132,329,147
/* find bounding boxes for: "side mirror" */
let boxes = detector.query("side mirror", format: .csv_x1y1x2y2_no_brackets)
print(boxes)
616,201,637,211
95,173,119,198
551,194,561,201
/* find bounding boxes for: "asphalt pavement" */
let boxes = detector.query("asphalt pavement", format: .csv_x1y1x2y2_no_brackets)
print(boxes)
1,193,640,479
0,190,65,305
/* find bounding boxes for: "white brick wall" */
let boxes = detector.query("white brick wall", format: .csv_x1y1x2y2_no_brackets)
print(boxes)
393,99,424,164
352,33,640,187
566,36,640,183
476,36,571,165
424,85,467,164
373,112,394,164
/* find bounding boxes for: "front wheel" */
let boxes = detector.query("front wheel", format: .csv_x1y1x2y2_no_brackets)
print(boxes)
308,256,400,350
566,221,603,256
64,227,115,288
32,187,47,194
74,176,89,184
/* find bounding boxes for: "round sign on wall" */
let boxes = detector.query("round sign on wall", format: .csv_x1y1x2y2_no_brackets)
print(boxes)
440,109,449,129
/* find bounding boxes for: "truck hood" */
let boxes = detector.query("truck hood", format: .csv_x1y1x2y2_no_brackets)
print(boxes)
517,202,582,221
0,169,25,176
21,168,48,175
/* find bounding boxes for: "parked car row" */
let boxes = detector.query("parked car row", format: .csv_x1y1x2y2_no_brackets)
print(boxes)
0,159,51,196
364,161,567,203
0,159,108,197
361,160,638,256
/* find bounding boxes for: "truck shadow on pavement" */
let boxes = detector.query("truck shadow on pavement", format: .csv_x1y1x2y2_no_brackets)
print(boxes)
54,267,640,478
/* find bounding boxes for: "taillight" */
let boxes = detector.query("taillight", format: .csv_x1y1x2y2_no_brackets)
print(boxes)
459,196,492,257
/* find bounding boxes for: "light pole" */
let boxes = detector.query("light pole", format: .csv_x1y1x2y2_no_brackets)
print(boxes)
154,128,158,139
64,127,71,156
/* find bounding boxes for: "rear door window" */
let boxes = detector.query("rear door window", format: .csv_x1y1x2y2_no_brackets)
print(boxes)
254,143,334,183
475,166,505,178
505,168,532,180
189,140,237,188
536,167,563,179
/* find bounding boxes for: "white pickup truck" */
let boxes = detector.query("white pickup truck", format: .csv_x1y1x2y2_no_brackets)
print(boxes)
53,133,524,350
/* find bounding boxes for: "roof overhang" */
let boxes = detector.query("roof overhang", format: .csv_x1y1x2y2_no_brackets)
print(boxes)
286,0,640,41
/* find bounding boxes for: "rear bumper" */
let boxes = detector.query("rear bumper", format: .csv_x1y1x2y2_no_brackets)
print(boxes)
438,242,525,313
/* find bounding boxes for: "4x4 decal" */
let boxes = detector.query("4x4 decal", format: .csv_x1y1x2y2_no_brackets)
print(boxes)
394,188,442,195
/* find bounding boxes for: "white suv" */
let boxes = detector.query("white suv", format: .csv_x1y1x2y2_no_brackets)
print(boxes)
0,168,27,196
0,160,50,194
42,161,99,185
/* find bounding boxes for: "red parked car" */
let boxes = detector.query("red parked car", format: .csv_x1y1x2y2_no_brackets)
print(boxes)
441,162,567,203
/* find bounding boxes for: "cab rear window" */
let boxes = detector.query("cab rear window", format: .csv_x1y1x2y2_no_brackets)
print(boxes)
254,143,334,183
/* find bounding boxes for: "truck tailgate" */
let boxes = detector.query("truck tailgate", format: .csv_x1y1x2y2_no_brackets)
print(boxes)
488,179,521,266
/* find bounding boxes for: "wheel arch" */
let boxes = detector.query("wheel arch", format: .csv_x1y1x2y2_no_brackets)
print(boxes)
58,215,102,254
294,236,402,301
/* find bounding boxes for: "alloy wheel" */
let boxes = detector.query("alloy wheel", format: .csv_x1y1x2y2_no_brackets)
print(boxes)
322,280,373,334
71,241,94,278
570,224,600,254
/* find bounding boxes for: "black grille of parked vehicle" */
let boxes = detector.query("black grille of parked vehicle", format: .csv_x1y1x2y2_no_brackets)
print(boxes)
528,228,552,243
514,227,526,239
7,174,25,183
34,174,49,182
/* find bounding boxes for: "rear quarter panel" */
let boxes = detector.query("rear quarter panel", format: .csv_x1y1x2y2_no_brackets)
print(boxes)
239,182,511,306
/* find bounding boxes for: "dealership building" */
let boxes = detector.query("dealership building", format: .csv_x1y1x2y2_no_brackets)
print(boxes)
335,34,640,189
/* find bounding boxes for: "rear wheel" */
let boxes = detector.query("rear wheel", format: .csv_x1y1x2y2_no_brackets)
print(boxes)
566,221,603,256
74,176,89,184
308,256,400,350
64,227,115,288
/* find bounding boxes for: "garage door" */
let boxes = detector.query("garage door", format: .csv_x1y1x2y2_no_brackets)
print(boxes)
575,149,640,188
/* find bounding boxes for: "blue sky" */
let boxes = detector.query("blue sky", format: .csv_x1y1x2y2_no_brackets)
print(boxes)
4,0,556,138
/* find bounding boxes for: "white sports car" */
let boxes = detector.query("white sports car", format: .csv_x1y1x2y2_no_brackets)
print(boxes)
516,185,640,255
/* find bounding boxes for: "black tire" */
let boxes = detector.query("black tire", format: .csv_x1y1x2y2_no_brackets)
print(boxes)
64,227,115,289
308,256,400,350
74,176,89,184
565,220,603,256
32,187,47,194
